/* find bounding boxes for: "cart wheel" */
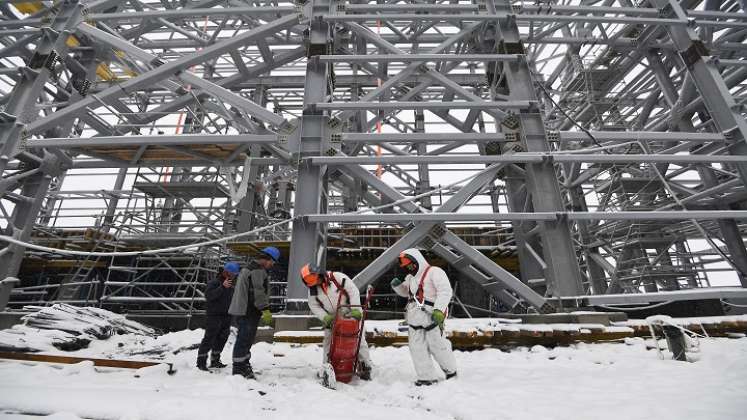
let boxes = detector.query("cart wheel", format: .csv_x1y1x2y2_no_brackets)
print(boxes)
321,363,337,390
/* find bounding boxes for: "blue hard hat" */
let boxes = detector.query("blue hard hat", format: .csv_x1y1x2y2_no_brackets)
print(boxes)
224,262,241,274
259,246,281,262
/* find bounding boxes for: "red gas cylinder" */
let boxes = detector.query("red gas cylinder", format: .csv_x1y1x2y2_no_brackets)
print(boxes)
329,317,361,383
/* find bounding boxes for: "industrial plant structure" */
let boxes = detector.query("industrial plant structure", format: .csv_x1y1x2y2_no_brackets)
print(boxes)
1,0,747,322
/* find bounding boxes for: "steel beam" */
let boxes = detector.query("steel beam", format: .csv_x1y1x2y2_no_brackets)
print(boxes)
317,54,520,63
285,8,331,311
76,23,288,129
315,101,531,111
653,0,747,186
26,14,299,135
306,211,747,223
27,134,277,148
342,162,548,311
0,2,83,280
311,154,747,165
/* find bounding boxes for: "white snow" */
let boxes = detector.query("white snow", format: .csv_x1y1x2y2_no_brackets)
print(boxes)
617,314,747,327
361,318,634,337
1,329,746,420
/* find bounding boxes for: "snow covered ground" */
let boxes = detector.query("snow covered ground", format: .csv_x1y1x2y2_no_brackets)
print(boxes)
1,328,746,420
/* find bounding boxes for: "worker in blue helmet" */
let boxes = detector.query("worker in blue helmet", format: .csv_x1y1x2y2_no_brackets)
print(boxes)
196,261,240,371
228,246,281,379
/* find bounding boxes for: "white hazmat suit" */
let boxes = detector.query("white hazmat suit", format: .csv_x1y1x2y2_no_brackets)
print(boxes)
392,248,457,381
308,271,372,367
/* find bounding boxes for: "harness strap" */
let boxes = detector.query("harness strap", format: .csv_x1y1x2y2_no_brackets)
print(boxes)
315,272,348,314
408,298,435,307
408,265,433,305
408,323,439,331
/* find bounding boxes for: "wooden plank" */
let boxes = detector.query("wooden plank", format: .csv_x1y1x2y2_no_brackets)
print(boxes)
0,351,175,373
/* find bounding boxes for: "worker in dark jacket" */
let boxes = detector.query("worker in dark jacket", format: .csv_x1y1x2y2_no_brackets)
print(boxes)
228,247,280,378
196,261,239,371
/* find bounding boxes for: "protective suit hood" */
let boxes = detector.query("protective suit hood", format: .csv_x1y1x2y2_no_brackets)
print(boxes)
401,248,429,279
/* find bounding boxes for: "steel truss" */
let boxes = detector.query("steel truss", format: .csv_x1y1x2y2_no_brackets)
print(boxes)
1,0,746,315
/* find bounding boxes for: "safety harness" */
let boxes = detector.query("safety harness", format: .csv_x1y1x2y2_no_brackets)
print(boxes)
407,266,433,306
406,266,441,331
315,272,349,314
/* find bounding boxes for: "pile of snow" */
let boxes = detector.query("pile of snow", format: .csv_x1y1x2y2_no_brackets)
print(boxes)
616,314,747,327
363,317,632,338
0,304,154,352
22,304,155,338
0,326,88,353
1,328,746,420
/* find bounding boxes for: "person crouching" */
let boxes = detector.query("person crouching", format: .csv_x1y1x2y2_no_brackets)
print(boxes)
301,263,373,380
196,261,238,371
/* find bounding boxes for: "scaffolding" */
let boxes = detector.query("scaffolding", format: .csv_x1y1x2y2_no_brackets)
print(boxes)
1,0,747,317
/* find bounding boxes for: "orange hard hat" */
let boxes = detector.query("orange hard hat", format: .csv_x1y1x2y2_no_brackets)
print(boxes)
399,252,414,268
300,263,322,287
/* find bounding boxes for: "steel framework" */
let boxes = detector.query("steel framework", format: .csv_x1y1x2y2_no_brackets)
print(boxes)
1,0,747,315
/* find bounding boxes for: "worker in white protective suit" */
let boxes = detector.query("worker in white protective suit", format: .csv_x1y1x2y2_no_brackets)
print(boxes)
301,263,373,381
391,248,457,386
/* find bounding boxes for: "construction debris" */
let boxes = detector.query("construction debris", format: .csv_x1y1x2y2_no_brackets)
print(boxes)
0,304,155,352
22,303,155,338
0,326,89,352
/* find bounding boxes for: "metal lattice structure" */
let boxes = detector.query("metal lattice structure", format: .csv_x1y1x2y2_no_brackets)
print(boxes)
1,0,747,315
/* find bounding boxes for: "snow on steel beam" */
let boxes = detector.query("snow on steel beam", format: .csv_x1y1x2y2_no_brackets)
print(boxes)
570,288,747,305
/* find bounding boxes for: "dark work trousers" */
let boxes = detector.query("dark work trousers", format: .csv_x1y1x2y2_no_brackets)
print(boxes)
232,308,262,367
197,315,232,360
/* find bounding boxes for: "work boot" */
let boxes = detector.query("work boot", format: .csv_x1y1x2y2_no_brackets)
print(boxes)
444,371,457,380
415,379,437,386
358,362,372,381
232,363,256,379
210,354,227,369
196,355,209,372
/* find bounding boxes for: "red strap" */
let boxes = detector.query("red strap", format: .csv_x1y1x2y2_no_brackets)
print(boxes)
415,266,433,304
316,273,349,315
328,272,349,308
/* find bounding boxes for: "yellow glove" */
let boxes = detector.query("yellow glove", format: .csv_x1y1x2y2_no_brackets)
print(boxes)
432,309,445,328
261,309,273,326
350,309,363,320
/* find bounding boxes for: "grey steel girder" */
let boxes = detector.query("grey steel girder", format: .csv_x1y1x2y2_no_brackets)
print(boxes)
24,14,299,136
651,0,747,187
0,1,84,280
341,162,549,311
285,4,331,308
